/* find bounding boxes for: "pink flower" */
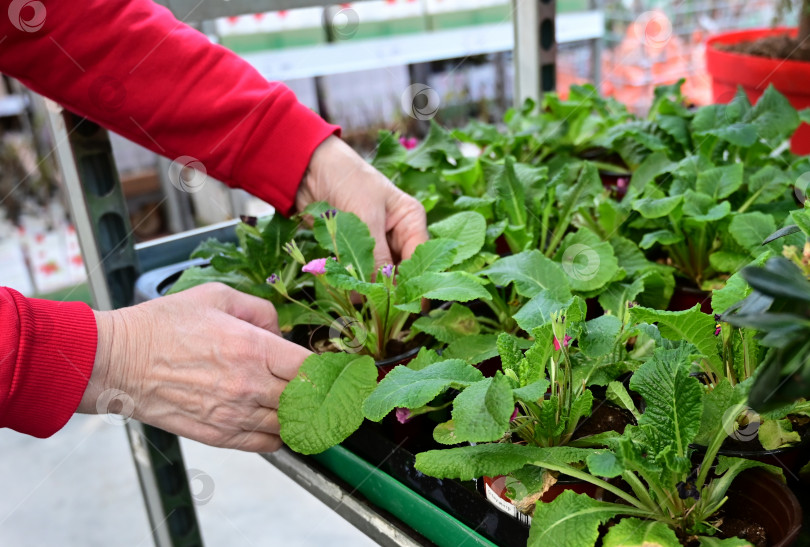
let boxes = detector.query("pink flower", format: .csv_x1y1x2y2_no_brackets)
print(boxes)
715,325,722,336
395,408,412,424
302,258,329,275
553,335,572,351
510,407,519,422
382,264,394,278
400,136,419,150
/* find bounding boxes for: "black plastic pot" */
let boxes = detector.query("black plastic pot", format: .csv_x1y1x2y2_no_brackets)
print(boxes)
724,469,802,546
691,439,810,479
668,285,712,313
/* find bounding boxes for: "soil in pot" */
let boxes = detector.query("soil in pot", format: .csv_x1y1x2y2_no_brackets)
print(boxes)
715,33,810,63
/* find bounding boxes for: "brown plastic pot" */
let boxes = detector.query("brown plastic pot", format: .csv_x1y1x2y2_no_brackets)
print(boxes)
706,28,810,156
724,469,802,546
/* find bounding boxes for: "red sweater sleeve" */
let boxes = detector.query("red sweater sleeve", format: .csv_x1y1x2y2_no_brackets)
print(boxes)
0,0,340,214
0,288,97,437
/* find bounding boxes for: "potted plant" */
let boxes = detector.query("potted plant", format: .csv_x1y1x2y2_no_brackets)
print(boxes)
705,0,810,154
413,345,803,545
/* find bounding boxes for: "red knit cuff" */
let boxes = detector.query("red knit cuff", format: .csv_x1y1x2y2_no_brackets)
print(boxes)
231,86,340,216
3,295,97,438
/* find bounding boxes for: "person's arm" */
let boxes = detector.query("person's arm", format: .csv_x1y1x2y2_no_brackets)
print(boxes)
0,288,96,437
2,0,337,214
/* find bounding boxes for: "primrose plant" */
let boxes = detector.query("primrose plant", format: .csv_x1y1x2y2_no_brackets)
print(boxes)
414,346,782,546
266,204,492,361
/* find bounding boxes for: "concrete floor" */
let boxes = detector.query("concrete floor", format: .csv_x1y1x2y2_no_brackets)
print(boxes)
0,414,377,546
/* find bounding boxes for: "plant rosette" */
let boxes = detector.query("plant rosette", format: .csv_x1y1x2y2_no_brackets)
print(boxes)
267,205,492,364
413,345,795,546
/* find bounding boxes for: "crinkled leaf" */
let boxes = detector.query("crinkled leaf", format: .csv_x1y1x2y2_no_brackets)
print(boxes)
433,420,459,445
279,352,377,455
312,209,376,281
630,346,703,456
555,228,620,292
443,334,502,365
407,347,443,371
743,84,800,146
696,164,744,200
362,359,483,421
397,271,492,307
759,418,801,450
397,239,460,280
580,315,622,358
528,491,628,547
514,292,584,331
682,190,731,222
606,381,639,418
730,212,778,255
513,379,551,404
411,303,480,344
698,536,754,547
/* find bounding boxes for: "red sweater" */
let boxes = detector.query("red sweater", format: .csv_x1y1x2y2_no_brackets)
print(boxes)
1,0,338,437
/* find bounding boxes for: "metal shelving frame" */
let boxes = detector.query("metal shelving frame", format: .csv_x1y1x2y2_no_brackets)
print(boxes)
50,1,557,545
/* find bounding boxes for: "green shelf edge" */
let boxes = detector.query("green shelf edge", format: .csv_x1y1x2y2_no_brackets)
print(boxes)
311,445,498,547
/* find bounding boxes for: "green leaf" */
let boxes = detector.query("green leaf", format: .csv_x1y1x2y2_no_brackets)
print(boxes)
730,212,778,254
428,212,487,264
405,120,463,169
632,195,684,219
743,84,800,146
407,347,443,371
411,303,480,344
414,443,595,480
433,420,459,445
397,239,460,280
279,352,378,455
698,536,754,547
371,130,407,175
598,278,645,316
555,228,620,292
639,230,683,249
692,104,757,147
682,191,731,222
324,259,389,312
397,271,492,306
362,359,483,421
759,418,801,450
627,152,677,197
629,346,704,456
580,315,622,358
585,451,623,478
606,381,639,418
481,250,570,298
710,456,783,506
513,379,551,403
514,292,584,331
748,165,792,204
492,156,528,229
696,164,744,200
629,305,723,377
443,334,501,365
313,209,376,282
452,373,515,442
528,491,627,547
602,518,681,547
695,379,736,445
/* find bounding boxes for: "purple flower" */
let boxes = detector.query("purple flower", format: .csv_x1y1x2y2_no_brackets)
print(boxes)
714,314,722,322
553,335,572,351
320,209,338,220
399,137,419,150
395,408,412,424
239,215,258,227
382,264,394,278
267,273,279,285
302,258,329,275
510,407,519,422
715,324,722,336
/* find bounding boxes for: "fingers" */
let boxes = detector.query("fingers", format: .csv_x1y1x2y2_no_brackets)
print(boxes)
220,286,282,336
386,191,429,262
262,334,312,381
371,223,395,271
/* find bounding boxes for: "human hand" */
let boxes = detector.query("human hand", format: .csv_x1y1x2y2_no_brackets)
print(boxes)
295,135,428,266
77,283,311,453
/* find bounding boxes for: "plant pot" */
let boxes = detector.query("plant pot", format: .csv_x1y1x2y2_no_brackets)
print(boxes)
691,438,810,479
375,345,422,380
668,285,712,313
722,469,802,546
481,474,604,525
706,28,810,155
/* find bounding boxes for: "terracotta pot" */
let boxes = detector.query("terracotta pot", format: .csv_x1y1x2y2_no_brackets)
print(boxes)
724,469,802,546
668,285,712,313
706,28,810,155
481,474,604,525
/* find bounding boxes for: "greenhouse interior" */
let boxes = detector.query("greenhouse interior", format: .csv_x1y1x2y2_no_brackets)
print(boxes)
2,0,810,545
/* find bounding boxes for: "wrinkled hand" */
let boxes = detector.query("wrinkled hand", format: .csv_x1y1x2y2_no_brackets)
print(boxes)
77,283,311,453
295,135,428,266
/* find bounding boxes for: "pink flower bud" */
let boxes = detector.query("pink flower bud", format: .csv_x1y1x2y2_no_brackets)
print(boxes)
553,334,572,351
395,408,412,424
302,258,329,275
